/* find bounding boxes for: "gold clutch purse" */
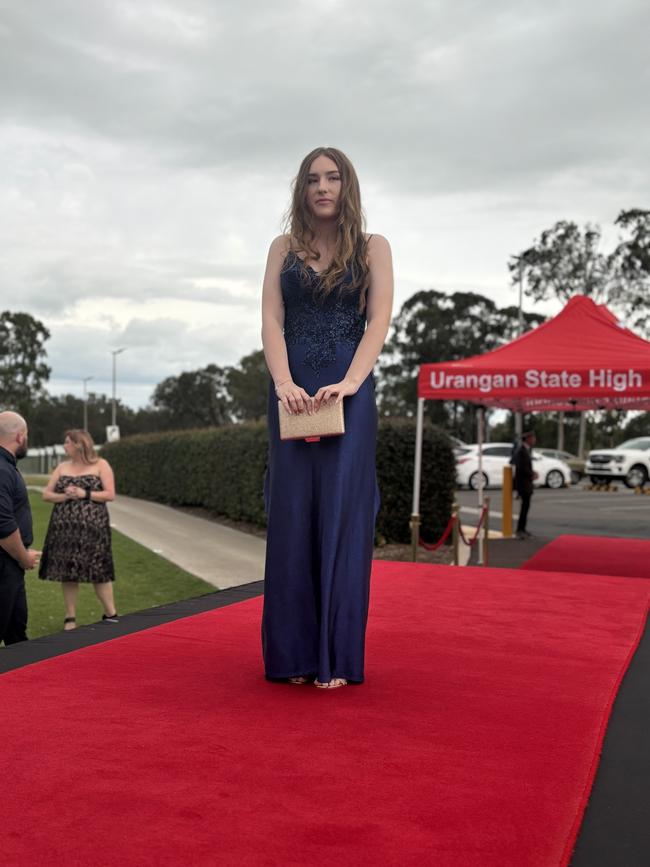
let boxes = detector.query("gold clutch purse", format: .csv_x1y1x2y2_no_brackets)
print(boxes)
278,399,345,441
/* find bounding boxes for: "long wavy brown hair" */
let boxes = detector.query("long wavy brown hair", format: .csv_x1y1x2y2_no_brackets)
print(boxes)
284,147,370,310
65,429,99,465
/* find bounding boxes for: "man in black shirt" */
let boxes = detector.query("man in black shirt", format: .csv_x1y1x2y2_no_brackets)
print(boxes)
0,411,39,645
512,430,537,540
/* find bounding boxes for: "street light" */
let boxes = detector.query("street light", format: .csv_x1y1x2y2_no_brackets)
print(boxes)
510,255,525,439
110,348,126,428
516,256,524,337
82,376,94,431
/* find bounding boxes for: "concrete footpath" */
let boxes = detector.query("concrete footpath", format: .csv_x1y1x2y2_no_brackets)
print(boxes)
108,496,266,590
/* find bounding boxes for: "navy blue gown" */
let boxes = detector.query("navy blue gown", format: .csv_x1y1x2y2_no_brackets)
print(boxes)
262,252,380,684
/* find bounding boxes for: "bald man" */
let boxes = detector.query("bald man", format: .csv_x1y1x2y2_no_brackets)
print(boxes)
0,411,39,645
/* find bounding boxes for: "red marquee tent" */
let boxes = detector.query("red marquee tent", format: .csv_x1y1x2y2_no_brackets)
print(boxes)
410,295,650,561
418,295,650,413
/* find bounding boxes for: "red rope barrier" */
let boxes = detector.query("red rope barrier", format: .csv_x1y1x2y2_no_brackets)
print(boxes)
418,506,487,551
418,504,489,552
418,514,455,551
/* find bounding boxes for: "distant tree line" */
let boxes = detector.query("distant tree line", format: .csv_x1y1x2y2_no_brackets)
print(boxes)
510,208,650,335
377,290,545,441
490,409,648,454
11,352,270,448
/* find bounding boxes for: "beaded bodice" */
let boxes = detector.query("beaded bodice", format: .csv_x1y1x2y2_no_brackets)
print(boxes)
281,252,366,372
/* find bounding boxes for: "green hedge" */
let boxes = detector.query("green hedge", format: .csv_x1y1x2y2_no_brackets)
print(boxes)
375,418,455,544
102,418,455,544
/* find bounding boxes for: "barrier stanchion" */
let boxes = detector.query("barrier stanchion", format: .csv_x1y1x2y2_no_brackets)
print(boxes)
483,496,491,567
502,466,513,538
456,505,487,548
452,502,460,566
410,514,420,563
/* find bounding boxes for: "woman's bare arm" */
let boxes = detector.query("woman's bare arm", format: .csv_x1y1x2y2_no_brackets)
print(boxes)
93,459,115,503
261,235,291,386
261,236,313,415
42,464,67,503
315,235,394,407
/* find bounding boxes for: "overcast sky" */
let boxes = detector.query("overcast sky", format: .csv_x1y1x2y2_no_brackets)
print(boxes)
2,0,649,407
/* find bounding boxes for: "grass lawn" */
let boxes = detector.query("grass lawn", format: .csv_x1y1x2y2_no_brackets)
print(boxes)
22,474,50,487
25,492,214,639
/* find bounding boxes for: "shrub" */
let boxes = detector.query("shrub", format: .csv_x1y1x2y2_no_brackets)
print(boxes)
375,417,455,544
102,418,454,544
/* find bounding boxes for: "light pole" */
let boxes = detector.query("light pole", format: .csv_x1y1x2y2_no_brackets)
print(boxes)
511,255,525,439
517,256,524,337
111,348,126,428
82,376,93,430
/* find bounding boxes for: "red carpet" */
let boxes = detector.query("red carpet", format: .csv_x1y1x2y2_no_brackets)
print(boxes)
522,534,650,579
1,563,648,867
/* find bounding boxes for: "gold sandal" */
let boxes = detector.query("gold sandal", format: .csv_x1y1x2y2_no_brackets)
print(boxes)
314,678,348,689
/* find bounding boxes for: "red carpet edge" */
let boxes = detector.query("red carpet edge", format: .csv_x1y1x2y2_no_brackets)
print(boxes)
560,597,650,865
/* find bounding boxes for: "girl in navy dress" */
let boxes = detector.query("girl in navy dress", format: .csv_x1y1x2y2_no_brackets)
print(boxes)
261,147,393,689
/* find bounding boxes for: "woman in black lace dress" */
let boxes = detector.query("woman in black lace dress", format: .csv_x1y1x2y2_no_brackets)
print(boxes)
39,429,117,630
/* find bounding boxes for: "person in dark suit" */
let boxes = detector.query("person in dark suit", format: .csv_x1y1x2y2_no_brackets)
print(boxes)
0,411,40,645
512,430,537,540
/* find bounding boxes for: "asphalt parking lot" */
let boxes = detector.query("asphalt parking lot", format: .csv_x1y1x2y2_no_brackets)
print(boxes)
457,483,650,540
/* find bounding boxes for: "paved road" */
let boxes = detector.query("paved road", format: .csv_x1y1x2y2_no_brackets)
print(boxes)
457,484,650,540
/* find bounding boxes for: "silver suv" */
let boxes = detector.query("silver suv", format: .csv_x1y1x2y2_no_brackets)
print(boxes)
586,437,650,488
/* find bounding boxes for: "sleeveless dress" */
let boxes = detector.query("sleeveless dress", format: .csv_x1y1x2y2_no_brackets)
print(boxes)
39,474,115,583
262,252,380,684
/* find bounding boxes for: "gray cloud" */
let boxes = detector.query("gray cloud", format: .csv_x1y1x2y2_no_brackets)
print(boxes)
4,256,256,316
45,313,262,397
3,0,648,193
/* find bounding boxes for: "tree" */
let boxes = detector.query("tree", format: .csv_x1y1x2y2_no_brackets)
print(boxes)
226,350,268,421
621,411,650,442
508,212,650,454
151,364,230,429
0,311,51,414
609,209,650,335
491,411,585,452
509,221,611,304
378,291,545,440
29,392,147,447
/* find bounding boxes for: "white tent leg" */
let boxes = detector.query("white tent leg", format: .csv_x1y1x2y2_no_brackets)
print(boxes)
477,407,485,565
410,398,425,560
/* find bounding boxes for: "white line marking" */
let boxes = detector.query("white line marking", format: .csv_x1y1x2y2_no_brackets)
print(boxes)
460,506,511,519
597,505,650,512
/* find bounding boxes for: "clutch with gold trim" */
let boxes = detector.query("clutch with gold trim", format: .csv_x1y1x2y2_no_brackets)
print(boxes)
278,399,345,442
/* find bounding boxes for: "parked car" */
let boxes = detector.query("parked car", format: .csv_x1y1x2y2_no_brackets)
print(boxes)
586,437,650,488
455,443,571,490
536,448,585,485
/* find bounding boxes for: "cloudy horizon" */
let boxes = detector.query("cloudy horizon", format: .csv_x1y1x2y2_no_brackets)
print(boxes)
2,0,648,408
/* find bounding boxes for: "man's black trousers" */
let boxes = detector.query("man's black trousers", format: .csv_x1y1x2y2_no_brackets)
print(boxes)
0,555,28,645
517,491,532,534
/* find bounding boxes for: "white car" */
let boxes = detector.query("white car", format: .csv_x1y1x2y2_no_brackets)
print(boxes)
586,437,650,488
455,443,572,490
